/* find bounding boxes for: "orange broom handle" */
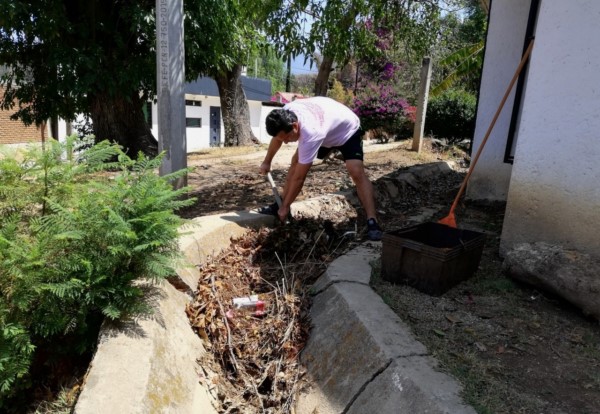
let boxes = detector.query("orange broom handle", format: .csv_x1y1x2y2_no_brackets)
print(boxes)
447,39,535,216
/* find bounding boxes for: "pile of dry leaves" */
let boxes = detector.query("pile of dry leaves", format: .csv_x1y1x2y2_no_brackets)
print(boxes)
186,218,356,413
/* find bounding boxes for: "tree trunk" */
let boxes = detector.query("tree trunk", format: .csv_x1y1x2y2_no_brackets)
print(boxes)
215,65,259,146
314,55,335,96
89,92,157,157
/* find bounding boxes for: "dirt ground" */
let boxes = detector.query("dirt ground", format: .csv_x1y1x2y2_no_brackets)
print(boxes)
181,138,600,414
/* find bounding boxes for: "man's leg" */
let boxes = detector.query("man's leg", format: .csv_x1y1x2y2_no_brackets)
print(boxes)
344,159,377,218
346,160,383,241
345,159,383,240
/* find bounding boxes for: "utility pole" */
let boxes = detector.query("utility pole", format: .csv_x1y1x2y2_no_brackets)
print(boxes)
156,0,187,188
412,57,432,153
286,55,292,92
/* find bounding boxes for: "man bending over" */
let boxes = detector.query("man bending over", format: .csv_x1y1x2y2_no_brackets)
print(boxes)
259,96,383,241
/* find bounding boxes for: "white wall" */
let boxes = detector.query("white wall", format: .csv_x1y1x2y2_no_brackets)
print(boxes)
54,98,273,152
151,97,276,151
151,95,223,152
56,114,91,141
501,0,600,257
466,0,531,200
258,105,278,144
248,100,262,142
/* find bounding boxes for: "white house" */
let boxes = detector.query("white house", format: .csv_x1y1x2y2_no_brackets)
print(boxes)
148,76,277,152
49,76,278,152
467,0,600,258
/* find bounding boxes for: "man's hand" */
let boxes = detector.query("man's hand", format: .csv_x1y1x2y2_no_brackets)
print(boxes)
260,161,271,175
277,204,290,223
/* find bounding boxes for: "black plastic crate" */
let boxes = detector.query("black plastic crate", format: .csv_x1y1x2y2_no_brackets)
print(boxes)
381,222,486,295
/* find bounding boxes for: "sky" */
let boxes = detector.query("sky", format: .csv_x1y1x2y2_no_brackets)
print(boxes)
291,55,319,75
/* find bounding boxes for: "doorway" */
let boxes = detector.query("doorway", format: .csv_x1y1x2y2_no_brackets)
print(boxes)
210,106,221,147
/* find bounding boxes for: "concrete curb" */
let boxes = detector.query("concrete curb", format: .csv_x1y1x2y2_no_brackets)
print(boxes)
297,244,476,414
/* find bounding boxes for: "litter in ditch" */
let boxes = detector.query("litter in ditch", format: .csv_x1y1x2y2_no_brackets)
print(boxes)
186,217,357,413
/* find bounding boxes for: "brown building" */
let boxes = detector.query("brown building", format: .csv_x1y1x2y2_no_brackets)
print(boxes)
0,85,45,145
0,64,45,145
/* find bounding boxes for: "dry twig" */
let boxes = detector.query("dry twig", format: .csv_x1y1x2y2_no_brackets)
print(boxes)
210,273,238,372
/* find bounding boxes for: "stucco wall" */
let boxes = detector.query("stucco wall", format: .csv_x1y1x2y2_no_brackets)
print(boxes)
150,97,275,151
258,104,278,144
466,0,531,201
501,0,600,257
150,95,222,151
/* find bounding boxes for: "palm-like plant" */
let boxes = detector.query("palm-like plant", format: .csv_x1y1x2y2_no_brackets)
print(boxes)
430,0,489,96
430,40,484,96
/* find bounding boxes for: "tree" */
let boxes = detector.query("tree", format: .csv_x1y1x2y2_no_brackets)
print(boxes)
265,0,446,97
291,73,317,96
328,79,353,106
430,0,488,95
0,0,278,154
246,47,287,93
186,0,281,146
0,0,158,156
266,0,376,96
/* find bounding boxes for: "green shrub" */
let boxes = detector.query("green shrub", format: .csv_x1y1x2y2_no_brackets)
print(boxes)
425,89,477,140
0,137,193,404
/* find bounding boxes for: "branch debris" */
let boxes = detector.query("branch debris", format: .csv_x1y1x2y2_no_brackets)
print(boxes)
186,218,356,413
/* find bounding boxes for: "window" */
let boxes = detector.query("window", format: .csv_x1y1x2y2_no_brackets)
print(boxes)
504,0,539,163
185,100,202,107
186,118,202,128
143,101,152,126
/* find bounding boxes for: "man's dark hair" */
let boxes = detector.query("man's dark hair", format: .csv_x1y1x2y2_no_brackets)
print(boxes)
265,109,298,136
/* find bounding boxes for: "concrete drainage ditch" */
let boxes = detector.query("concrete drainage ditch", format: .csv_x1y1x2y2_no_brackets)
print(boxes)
74,162,474,414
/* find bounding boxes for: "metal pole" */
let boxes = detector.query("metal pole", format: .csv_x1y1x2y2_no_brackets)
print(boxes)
156,0,187,188
412,57,432,153
286,55,291,92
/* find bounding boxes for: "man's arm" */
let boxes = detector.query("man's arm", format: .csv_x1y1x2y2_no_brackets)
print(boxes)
260,137,283,174
278,161,311,222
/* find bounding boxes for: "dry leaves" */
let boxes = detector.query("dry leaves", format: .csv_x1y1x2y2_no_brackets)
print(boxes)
186,219,355,413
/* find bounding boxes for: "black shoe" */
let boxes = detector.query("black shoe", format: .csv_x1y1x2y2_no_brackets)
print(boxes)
367,218,383,241
257,202,279,216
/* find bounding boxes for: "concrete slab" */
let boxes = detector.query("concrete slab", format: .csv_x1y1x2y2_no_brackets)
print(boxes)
296,244,476,414
290,193,357,222
348,357,475,414
311,243,380,292
74,281,217,414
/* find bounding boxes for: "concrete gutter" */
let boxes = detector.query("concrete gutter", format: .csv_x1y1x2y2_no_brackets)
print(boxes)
75,211,274,414
75,161,472,413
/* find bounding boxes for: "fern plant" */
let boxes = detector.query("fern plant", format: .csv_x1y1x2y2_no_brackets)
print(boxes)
0,136,193,405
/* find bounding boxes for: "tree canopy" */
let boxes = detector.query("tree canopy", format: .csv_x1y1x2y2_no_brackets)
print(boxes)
186,1,284,145
0,0,158,155
264,0,447,96
0,0,156,126
0,0,282,152
0,0,487,152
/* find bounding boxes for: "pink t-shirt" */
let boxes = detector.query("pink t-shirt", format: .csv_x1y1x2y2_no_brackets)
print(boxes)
284,97,360,164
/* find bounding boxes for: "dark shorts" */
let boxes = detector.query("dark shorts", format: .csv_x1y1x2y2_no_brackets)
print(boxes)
317,128,365,161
